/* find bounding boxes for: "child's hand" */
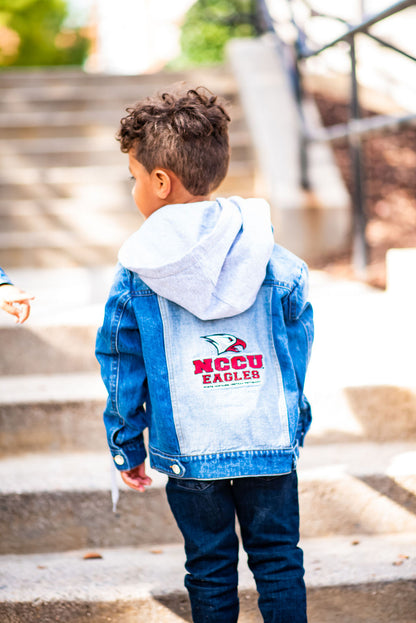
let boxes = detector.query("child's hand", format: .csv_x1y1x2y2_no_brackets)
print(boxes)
121,462,152,492
0,285,34,324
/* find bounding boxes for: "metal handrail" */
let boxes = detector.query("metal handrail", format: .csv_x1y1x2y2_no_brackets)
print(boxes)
255,0,416,274
299,0,415,57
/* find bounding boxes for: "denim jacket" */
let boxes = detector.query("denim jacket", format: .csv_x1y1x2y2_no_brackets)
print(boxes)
96,197,313,480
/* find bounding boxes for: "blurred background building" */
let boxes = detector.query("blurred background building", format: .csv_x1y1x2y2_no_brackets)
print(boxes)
79,0,195,74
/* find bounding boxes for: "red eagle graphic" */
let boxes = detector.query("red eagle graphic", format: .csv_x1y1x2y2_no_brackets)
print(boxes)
202,334,247,356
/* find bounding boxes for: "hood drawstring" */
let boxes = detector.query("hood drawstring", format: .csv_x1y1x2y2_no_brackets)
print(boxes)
110,457,120,513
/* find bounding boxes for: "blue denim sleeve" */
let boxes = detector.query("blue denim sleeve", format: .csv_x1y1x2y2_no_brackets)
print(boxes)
0,267,12,285
96,289,148,471
283,263,314,446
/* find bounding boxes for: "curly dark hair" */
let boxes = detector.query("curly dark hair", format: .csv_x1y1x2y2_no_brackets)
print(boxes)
117,86,231,195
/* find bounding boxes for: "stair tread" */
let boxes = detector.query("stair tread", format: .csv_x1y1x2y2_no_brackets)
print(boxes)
0,442,415,494
0,106,245,127
0,372,106,404
0,198,139,215
0,129,250,152
0,160,253,184
0,452,167,494
1,534,415,603
0,66,235,85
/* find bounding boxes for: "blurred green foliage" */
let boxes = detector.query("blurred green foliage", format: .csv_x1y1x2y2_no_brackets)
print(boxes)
173,0,257,68
0,0,89,67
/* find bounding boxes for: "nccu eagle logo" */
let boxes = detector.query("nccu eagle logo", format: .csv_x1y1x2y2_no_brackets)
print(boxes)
202,334,247,356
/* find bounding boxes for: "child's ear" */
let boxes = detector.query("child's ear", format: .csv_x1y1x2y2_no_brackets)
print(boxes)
151,169,171,199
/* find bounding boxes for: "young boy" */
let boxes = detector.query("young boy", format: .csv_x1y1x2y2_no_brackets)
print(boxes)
96,86,313,623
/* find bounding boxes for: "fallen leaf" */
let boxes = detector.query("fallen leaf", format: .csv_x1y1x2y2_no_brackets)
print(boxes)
150,548,163,555
398,554,410,560
393,560,404,566
351,540,360,546
83,552,103,560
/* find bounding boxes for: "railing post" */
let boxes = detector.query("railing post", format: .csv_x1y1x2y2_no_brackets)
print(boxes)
349,34,369,275
293,52,311,190
288,0,310,190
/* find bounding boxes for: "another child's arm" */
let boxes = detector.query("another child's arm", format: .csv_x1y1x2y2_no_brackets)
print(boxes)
0,268,34,324
96,279,151,491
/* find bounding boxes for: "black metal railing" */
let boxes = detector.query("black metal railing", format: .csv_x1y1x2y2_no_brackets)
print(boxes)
255,0,416,274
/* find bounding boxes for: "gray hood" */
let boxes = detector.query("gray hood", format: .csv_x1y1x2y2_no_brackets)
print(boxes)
118,196,275,320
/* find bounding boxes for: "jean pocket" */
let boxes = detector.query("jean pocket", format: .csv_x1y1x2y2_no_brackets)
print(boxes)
168,477,215,492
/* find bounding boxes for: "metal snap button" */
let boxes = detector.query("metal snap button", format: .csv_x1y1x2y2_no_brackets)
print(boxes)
171,464,181,475
114,455,125,466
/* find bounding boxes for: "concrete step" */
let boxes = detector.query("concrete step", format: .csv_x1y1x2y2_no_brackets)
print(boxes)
0,85,239,113
0,444,415,553
0,197,138,216
0,453,176,554
0,209,139,234
0,535,415,622
299,442,416,537
0,160,253,199
0,160,252,186
0,118,248,140
0,107,247,139
0,325,99,375
306,272,416,445
0,246,120,270
0,129,251,153
0,373,106,455
0,211,142,238
1,146,127,169
0,176,132,202
0,66,237,89
1,142,251,169
0,175,255,219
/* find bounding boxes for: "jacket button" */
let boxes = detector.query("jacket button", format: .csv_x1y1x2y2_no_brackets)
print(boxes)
114,455,125,466
171,464,181,475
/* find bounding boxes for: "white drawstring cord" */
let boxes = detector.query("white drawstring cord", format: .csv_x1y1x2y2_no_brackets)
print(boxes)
110,458,120,513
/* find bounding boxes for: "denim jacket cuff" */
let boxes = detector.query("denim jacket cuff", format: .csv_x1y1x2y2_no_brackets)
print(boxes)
110,441,147,471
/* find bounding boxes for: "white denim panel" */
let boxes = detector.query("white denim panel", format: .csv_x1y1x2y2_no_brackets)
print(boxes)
158,288,289,456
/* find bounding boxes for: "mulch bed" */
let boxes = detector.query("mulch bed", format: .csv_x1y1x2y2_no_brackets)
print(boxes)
309,92,416,289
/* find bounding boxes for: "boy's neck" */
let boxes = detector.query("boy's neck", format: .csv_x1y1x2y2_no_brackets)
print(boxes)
166,178,210,206
168,192,210,205
145,190,211,220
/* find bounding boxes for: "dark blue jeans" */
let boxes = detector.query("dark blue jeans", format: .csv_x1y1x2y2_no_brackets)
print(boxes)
166,471,307,623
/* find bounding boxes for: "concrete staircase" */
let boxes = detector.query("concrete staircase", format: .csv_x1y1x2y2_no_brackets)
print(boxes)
0,67,416,622
0,66,256,269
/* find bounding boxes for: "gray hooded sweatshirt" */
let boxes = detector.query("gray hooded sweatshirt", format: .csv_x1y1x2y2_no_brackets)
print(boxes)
118,196,275,321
